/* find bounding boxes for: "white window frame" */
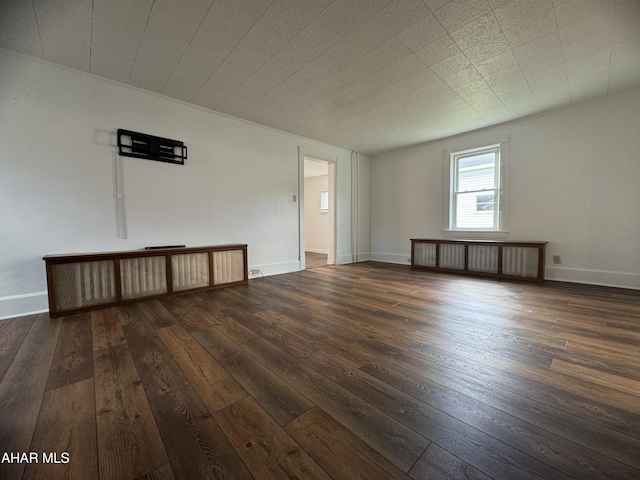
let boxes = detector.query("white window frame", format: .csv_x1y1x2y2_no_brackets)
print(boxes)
443,140,509,239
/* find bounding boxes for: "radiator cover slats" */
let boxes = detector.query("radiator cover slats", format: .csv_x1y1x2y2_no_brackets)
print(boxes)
44,244,248,317
411,239,547,282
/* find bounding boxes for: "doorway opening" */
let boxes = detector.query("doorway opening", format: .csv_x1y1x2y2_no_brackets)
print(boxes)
302,156,336,270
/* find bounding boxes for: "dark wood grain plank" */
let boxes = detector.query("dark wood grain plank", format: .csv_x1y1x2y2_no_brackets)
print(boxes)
94,344,168,479
0,314,61,480
121,318,190,400
409,443,492,480
242,336,429,472
157,324,247,412
215,396,331,479
46,312,93,391
91,307,126,351
136,462,176,480
287,406,413,480
149,386,253,480
0,315,36,382
192,327,314,425
23,378,98,480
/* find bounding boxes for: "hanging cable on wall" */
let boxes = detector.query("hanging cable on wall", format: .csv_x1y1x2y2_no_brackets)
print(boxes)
113,153,126,239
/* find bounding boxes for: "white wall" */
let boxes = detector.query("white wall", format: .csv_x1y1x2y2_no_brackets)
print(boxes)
355,152,371,261
0,49,359,318
304,175,329,254
371,87,640,289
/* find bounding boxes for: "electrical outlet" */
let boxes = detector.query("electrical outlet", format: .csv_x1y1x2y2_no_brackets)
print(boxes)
553,255,561,264
250,269,261,275
292,194,297,202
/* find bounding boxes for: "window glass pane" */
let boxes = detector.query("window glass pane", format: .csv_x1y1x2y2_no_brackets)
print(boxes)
476,194,494,212
320,191,329,211
456,191,495,228
457,152,495,192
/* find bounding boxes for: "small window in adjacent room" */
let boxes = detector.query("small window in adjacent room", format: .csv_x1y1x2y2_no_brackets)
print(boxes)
320,191,329,212
445,142,507,237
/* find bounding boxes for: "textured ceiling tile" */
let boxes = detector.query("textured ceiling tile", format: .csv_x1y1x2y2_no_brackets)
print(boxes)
191,82,232,110
554,0,615,29
231,22,290,65
450,12,502,50
34,0,92,70
499,87,540,116
396,14,447,52
502,9,557,47
162,60,216,100
0,0,44,58
513,31,561,62
463,89,505,111
533,84,572,110
205,58,259,94
462,33,511,64
414,35,461,66
474,49,519,76
315,0,375,37
442,66,491,96
216,93,255,116
423,0,452,13
613,0,640,42
260,0,325,40
233,73,282,103
129,0,214,91
225,0,275,18
288,19,342,58
488,0,511,8
494,0,554,32
374,0,431,36
178,0,258,71
518,50,564,75
557,8,614,47
433,0,491,33
431,51,473,77
483,66,529,95
91,0,153,83
561,34,613,60
526,63,568,92
282,59,340,93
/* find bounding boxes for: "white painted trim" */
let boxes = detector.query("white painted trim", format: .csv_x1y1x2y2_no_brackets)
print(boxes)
338,252,354,264
442,230,509,240
248,260,301,278
0,292,49,320
545,266,640,290
305,248,328,254
298,147,338,270
370,252,411,264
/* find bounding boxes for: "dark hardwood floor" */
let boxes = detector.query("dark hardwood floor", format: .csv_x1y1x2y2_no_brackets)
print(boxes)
305,251,328,269
1,262,639,480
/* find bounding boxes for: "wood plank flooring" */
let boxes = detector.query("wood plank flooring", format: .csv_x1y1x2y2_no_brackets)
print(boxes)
1,262,640,480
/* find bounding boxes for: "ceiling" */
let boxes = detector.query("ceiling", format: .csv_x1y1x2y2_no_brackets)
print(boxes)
1,0,639,155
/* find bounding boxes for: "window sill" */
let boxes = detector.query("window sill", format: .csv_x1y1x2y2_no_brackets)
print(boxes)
442,230,509,240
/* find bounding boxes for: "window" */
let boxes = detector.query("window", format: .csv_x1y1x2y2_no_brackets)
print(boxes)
320,191,329,212
447,143,506,234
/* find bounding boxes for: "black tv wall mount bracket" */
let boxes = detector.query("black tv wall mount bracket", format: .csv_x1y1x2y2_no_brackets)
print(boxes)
117,129,187,165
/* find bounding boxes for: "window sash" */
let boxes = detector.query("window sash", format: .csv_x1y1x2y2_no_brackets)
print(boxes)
450,145,501,231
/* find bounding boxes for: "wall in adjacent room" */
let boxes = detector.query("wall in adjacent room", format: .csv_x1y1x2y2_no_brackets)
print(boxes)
371,87,640,289
0,49,358,318
304,175,329,254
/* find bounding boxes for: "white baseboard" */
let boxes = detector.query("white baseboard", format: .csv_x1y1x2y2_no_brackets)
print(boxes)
0,292,49,320
355,252,371,262
248,260,301,279
545,266,640,290
370,252,411,265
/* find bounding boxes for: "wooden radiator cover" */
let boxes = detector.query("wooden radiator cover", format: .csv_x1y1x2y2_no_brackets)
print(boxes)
411,239,547,282
44,244,248,317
